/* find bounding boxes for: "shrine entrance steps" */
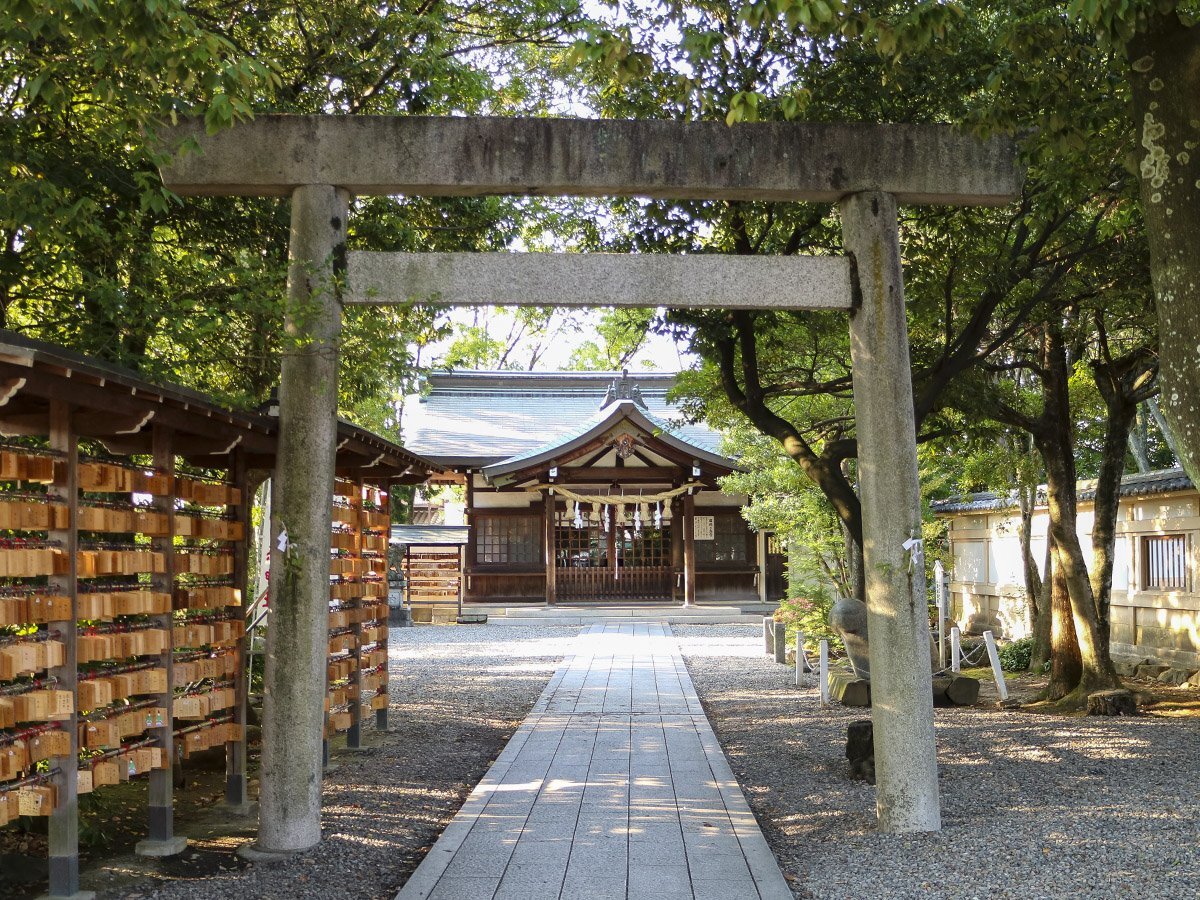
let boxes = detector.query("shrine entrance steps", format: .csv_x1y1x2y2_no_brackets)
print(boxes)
459,603,776,626
393,622,792,900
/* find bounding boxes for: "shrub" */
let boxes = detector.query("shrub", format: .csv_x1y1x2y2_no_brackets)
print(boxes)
774,589,841,654
997,636,1034,672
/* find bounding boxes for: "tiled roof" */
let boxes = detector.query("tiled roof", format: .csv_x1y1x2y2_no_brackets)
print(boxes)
481,398,737,483
390,525,469,546
930,467,1195,514
403,370,723,466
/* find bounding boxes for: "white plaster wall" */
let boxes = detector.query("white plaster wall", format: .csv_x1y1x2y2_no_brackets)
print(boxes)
988,537,1023,587
953,541,987,582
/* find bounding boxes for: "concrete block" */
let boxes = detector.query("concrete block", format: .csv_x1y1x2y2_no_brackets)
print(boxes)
828,668,871,707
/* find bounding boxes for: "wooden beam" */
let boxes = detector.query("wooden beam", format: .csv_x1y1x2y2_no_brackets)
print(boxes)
159,116,1022,206
347,252,852,311
0,363,275,452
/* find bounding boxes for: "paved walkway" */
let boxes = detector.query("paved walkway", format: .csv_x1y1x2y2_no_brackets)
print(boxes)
395,622,793,900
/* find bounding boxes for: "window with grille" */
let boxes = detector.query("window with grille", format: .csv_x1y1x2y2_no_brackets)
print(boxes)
694,513,749,564
476,515,539,565
1142,534,1189,591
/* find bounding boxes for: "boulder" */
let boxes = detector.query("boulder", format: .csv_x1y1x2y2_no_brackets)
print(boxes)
1134,663,1170,680
931,673,980,707
846,719,875,784
830,597,870,678
1111,654,1148,678
1157,668,1193,687
1086,689,1138,717
1189,671,1200,689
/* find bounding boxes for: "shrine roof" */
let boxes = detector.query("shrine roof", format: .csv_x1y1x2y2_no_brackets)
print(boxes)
403,370,725,467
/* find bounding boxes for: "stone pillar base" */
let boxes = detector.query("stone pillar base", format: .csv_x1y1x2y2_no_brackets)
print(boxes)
134,836,188,858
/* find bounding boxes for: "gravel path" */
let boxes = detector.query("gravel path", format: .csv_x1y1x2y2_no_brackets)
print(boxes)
96,625,579,900
674,625,1200,900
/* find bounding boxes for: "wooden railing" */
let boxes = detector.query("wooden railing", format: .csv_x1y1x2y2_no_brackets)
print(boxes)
556,564,671,601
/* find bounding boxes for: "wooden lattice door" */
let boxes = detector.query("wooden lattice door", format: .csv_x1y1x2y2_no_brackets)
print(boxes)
556,517,671,601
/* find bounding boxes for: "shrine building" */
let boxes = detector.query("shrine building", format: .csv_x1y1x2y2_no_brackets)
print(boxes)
404,371,773,606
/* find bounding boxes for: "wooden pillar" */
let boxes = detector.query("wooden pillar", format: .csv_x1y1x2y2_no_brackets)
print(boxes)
842,190,940,833
348,479,365,749
669,496,682,601
463,473,475,601
256,183,349,856
544,490,557,605
757,530,769,603
46,401,84,898
375,481,390,733
226,448,250,809
136,425,185,856
682,490,696,607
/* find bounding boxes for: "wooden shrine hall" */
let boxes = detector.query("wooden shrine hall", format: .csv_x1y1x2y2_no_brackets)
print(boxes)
405,370,771,606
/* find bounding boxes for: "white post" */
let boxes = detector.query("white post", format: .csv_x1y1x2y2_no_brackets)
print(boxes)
950,626,961,674
818,639,830,706
934,559,947,669
795,631,808,686
982,630,1009,701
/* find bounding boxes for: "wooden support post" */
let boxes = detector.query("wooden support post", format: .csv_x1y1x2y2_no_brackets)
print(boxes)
375,483,390,733
226,448,250,809
682,490,696,607
137,425,185,857
348,479,364,750
46,401,89,899
842,190,940,833
256,183,349,856
544,490,557,606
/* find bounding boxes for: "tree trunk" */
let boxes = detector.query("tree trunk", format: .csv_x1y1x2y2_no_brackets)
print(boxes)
1147,397,1182,466
1128,16,1200,486
1017,483,1042,635
841,517,865,602
1029,534,1054,672
1035,329,1121,703
1127,406,1151,473
1042,549,1081,701
1090,354,1154,651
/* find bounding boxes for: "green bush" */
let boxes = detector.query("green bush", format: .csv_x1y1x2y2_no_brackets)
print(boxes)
997,636,1034,672
774,589,841,654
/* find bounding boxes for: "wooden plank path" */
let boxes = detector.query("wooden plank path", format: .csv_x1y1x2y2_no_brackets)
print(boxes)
394,622,793,900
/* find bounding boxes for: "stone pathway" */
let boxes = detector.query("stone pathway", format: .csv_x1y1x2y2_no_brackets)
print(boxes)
394,622,793,900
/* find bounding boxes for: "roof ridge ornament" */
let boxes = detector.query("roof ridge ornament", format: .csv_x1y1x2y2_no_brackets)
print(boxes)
601,369,647,410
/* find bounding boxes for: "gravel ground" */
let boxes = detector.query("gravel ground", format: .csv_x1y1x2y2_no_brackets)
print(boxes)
90,624,579,900
674,624,1200,900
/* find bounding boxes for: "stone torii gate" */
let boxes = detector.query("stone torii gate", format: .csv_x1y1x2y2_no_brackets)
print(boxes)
159,116,1020,853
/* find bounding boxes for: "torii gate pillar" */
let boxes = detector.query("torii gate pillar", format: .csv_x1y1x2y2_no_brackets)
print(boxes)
255,184,349,854
841,191,939,832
